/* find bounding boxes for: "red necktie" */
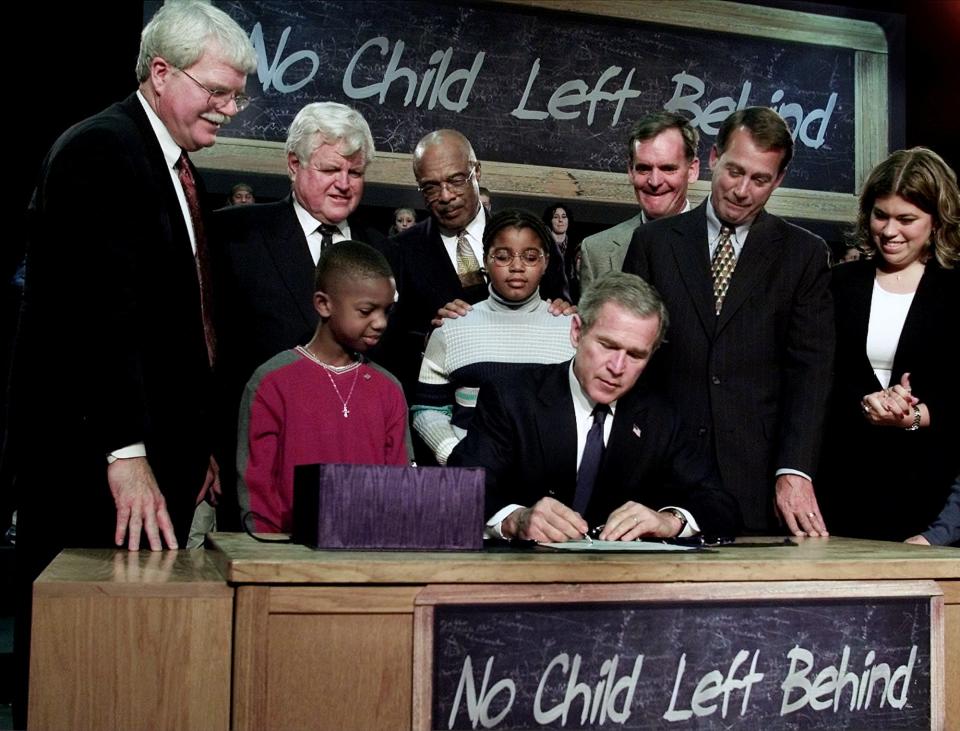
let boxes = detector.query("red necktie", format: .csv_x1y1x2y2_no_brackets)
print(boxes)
176,151,216,366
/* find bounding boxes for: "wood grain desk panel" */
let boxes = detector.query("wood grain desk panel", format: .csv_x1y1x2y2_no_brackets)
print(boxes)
27,539,958,730
30,549,233,731
212,534,959,731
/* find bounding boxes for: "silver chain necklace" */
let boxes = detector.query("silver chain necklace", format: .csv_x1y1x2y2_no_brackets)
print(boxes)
297,346,362,418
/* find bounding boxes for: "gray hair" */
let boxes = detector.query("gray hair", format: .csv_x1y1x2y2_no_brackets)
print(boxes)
285,102,375,165
136,1,256,82
412,129,476,179
578,272,669,349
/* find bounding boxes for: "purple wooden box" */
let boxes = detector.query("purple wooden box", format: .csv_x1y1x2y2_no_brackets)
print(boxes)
292,463,485,550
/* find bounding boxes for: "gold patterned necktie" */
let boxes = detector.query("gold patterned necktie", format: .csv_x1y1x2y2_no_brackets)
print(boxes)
456,230,484,287
710,225,737,315
176,151,216,366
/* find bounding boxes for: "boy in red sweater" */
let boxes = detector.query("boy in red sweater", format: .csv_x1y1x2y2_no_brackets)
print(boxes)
237,241,411,532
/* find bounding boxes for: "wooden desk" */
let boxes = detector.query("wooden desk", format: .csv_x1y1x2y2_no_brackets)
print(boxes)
209,534,960,731
29,549,233,731
29,536,959,730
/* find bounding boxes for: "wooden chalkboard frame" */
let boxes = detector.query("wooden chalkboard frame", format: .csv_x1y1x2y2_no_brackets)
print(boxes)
193,0,888,223
413,580,942,730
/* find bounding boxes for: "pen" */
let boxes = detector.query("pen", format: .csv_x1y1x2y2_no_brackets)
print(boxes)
588,524,605,538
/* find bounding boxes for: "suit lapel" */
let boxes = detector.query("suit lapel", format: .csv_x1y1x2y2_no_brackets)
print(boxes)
716,210,779,333
891,265,934,380
668,205,715,335
848,263,877,380
534,365,578,503
608,213,645,270
265,198,317,327
426,218,465,294
120,94,194,265
600,391,650,487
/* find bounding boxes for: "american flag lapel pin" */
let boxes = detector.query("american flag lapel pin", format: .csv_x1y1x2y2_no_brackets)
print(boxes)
632,425,642,439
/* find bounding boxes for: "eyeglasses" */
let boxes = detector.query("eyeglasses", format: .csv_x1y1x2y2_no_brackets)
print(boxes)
488,248,545,267
177,67,251,112
417,167,476,201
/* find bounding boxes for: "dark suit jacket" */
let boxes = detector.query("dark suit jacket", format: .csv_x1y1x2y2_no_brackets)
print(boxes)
210,198,374,527
818,259,959,540
378,213,569,396
622,201,833,532
211,197,319,404
8,92,213,552
448,362,741,538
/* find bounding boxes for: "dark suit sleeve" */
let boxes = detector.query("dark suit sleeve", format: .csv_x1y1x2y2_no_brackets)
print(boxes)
447,381,518,520
656,411,742,538
601,391,742,538
776,237,834,477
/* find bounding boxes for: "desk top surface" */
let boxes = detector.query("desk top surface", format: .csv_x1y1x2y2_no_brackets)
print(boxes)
34,546,231,597
208,533,960,585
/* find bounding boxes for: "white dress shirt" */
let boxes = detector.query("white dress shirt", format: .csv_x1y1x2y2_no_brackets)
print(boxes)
292,197,351,265
439,206,485,270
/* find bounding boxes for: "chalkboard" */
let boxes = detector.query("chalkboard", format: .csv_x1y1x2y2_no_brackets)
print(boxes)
178,1,889,222
415,582,941,730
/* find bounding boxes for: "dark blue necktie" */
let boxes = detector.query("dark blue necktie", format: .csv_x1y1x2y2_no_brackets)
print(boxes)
318,223,339,253
572,404,610,515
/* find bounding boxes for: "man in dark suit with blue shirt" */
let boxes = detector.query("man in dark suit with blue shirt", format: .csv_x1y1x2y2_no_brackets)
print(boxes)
622,107,834,536
449,272,740,542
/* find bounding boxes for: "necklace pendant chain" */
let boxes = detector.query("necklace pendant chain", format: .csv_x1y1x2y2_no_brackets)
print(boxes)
296,346,361,418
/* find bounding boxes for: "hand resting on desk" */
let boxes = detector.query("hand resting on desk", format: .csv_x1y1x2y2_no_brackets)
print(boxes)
502,497,682,542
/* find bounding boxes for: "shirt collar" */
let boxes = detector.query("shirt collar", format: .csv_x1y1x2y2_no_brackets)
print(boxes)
567,360,618,420
706,197,753,253
439,205,485,243
292,197,350,240
136,90,182,171
640,198,691,225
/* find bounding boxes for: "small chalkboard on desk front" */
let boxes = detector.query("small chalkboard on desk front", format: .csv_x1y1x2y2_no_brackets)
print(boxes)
413,581,943,730
176,0,890,223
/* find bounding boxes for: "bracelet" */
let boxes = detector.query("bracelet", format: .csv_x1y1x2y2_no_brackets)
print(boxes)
905,404,921,431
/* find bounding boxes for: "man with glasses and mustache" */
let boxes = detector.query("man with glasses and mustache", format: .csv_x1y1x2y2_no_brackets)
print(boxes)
211,101,375,528
5,1,256,724
379,129,569,402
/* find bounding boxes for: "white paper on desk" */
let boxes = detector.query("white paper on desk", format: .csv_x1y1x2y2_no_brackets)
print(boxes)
541,539,697,551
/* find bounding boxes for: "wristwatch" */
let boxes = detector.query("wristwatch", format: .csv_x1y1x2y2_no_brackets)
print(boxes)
660,508,688,537
905,404,921,431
